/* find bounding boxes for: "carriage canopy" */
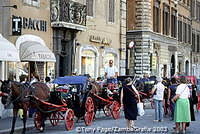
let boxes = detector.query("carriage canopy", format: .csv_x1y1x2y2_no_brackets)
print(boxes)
52,76,88,86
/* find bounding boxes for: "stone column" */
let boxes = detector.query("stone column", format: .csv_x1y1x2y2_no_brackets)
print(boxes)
120,0,127,75
53,28,62,77
134,0,152,76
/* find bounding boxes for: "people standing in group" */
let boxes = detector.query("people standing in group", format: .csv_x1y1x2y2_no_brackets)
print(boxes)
185,84,197,129
151,77,165,122
104,60,118,84
172,77,191,134
120,77,140,128
168,77,178,120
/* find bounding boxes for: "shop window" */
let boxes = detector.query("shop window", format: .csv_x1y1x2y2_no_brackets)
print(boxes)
197,35,200,52
81,50,96,78
24,0,40,7
163,4,170,35
104,53,115,67
86,0,94,17
108,0,115,23
153,0,161,33
8,62,17,80
46,62,55,80
192,33,196,52
191,0,196,19
188,24,191,44
183,22,187,43
171,9,177,38
178,20,182,42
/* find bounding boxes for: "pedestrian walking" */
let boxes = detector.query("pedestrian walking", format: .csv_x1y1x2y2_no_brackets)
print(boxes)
151,77,165,122
172,77,191,134
120,77,140,128
168,77,178,120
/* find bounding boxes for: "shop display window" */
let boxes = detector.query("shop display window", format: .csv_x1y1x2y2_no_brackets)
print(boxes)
81,50,96,78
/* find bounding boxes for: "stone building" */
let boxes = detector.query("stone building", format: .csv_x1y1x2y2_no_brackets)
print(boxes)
127,0,194,77
51,0,127,77
191,0,200,78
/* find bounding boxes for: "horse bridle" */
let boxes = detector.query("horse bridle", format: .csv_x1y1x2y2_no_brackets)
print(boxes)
5,81,23,105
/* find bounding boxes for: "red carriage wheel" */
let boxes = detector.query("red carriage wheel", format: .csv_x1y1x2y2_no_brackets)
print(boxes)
65,109,74,131
110,101,121,119
49,112,60,126
84,111,94,126
34,112,42,130
103,105,111,117
85,97,94,113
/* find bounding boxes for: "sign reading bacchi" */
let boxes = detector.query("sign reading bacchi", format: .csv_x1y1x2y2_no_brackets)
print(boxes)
12,15,47,35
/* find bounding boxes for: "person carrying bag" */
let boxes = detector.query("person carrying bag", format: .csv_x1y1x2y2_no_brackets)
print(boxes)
120,77,141,128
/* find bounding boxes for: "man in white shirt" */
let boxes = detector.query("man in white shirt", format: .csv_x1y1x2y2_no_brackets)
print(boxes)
104,60,118,83
151,77,165,122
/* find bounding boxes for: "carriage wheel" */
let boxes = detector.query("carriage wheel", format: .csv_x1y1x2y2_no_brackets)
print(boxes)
49,112,60,126
85,97,94,113
34,112,42,130
110,101,121,119
103,105,111,117
65,109,74,131
84,111,94,126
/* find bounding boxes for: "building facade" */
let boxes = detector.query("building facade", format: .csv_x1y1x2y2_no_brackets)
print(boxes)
127,0,194,77
191,0,200,78
51,0,127,78
0,0,55,118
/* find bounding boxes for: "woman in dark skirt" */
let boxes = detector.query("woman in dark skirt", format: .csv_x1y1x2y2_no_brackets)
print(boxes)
120,77,140,128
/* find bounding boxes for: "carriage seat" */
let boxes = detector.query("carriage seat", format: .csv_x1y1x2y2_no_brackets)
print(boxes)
49,91,66,105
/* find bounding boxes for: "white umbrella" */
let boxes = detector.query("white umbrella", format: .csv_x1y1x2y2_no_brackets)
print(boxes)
0,34,20,61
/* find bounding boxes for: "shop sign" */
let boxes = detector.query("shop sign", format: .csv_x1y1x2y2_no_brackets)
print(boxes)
12,15,47,35
12,16,22,35
151,56,157,69
89,35,112,45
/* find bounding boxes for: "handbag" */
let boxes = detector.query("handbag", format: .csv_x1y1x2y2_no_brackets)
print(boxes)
137,102,145,116
126,86,145,116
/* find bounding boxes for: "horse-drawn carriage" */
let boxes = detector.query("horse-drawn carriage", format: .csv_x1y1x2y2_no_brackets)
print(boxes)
88,81,121,119
0,76,94,134
51,76,95,126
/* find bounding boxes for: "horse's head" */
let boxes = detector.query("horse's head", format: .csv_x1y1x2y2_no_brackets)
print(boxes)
1,80,12,105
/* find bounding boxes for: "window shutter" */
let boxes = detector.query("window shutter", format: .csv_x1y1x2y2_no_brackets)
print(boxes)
109,0,115,22
87,0,94,17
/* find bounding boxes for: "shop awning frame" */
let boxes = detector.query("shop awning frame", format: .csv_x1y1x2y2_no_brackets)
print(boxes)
19,41,56,62
0,34,20,62
16,34,56,62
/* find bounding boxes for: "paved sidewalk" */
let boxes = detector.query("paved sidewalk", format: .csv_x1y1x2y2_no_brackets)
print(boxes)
0,117,35,134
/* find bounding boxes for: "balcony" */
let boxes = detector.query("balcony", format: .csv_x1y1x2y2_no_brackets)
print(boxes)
51,0,86,31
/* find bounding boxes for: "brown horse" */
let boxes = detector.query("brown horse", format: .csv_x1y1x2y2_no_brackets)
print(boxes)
1,80,49,134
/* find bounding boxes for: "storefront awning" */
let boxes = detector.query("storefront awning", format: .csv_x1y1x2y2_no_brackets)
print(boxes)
19,41,56,62
0,34,20,61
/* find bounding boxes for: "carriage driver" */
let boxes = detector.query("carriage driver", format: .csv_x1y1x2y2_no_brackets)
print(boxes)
104,60,118,84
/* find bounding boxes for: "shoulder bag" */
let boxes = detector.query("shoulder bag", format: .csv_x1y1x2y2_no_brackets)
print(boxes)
126,86,145,116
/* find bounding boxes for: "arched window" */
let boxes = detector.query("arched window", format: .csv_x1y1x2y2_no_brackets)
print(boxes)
104,53,116,67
